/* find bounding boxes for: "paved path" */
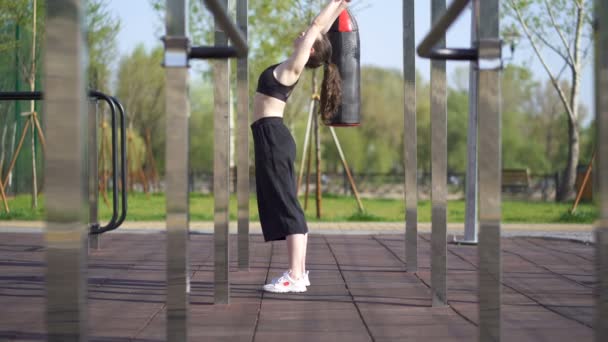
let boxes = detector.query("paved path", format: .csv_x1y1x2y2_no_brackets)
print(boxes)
0,231,595,341
0,220,597,242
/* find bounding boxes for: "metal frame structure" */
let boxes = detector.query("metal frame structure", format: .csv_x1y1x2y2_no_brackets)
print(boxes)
23,0,608,339
164,0,190,339
595,0,608,340
213,0,232,305
461,0,479,245
429,0,448,307
417,0,502,338
44,1,88,340
403,0,417,272
163,0,248,338
236,0,250,271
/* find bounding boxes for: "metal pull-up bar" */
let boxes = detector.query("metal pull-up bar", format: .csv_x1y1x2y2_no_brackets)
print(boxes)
416,0,478,61
199,0,248,57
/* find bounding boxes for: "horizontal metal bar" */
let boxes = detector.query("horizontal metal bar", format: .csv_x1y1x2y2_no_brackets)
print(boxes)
417,0,473,60
201,0,248,57
0,91,43,101
429,48,478,61
189,46,239,59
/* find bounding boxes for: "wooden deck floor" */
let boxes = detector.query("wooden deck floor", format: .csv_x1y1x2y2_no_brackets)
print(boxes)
0,232,596,341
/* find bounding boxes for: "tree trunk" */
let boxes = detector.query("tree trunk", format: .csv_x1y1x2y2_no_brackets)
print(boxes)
558,115,579,201
29,0,38,209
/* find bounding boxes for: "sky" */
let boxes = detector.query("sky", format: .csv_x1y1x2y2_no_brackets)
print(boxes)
108,0,595,120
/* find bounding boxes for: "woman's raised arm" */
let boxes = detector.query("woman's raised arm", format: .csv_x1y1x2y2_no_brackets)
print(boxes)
276,0,350,83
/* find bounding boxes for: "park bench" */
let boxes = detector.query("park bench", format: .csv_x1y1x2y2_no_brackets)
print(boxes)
502,168,531,193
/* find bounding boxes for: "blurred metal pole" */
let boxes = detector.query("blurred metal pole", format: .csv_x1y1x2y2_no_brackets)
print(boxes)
403,0,418,272
214,0,231,304
460,0,479,245
164,0,190,340
595,0,608,340
236,0,249,271
313,72,322,219
88,100,100,250
44,0,89,340
430,0,447,307
477,0,502,340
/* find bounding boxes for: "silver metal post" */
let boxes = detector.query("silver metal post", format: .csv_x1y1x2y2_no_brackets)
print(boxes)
477,0,502,340
214,0,231,304
297,99,316,192
164,0,190,340
89,100,100,250
430,0,448,307
236,0,249,271
403,0,418,272
595,0,608,340
460,0,479,245
45,0,89,340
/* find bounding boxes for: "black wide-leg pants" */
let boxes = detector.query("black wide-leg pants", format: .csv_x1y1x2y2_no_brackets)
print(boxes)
251,117,308,242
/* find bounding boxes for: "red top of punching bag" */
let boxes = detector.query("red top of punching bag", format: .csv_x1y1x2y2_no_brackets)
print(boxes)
338,10,353,32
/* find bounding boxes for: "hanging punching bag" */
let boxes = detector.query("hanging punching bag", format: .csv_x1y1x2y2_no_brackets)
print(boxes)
327,8,361,126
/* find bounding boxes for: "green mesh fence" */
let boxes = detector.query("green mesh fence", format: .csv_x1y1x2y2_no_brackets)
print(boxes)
1,19,44,197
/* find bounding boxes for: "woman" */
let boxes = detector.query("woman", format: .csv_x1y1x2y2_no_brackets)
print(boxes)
252,0,350,293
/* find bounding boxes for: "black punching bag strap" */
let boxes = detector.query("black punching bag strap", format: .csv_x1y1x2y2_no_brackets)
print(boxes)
327,8,361,127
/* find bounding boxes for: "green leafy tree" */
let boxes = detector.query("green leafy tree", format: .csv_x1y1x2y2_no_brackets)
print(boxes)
86,0,121,92
116,45,166,174
503,0,594,201
189,81,215,173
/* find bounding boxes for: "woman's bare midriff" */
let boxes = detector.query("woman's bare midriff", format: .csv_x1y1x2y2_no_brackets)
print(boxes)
253,92,288,122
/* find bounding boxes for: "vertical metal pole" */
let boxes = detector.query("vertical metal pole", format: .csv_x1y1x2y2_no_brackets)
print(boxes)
214,0,231,304
595,0,608,340
89,101,100,250
403,0,418,272
297,99,315,192
44,0,89,340
478,0,502,340
462,0,479,244
430,0,447,307
236,0,249,271
164,0,190,340
313,73,322,219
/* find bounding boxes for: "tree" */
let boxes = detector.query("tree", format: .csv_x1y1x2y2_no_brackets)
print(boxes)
85,0,121,92
503,0,594,201
116,45,166,174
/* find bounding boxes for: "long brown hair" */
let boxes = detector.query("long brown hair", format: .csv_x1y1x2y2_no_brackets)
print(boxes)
305,34,342,124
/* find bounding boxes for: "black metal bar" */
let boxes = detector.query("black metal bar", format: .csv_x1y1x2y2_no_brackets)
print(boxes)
429,48,478,61
110,96,128,230
89,90,119,235
417,0,475,61
0,91,43,101
189,46,239,59
201,0,248,57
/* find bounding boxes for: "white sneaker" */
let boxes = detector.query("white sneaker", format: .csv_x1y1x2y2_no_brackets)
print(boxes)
263,273,307,293
273,270,311,287
303,270,310,287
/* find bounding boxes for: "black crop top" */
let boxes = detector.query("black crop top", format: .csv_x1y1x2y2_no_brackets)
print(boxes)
256,64,298,102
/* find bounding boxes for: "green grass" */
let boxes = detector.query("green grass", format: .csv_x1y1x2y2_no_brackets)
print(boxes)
0,193,599,223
